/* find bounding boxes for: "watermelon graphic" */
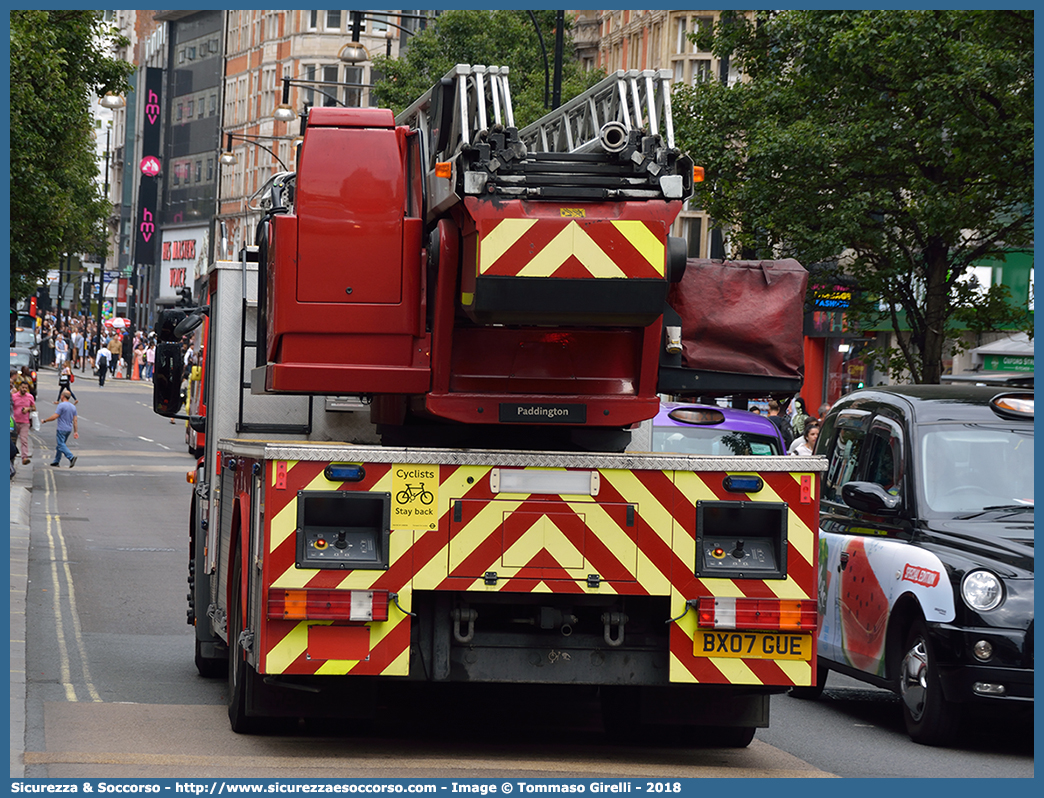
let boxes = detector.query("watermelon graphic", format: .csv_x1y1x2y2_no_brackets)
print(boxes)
839,538,888,674
816,536,831,617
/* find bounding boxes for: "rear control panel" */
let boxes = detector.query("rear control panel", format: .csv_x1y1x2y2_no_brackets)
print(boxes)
695,500,788,579
295,491,391,570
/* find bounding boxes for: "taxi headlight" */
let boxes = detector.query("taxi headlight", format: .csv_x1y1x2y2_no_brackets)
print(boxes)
961,570,1003,612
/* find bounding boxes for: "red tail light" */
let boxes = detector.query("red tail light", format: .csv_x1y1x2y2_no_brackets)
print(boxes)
697,596,817,632
267,588,389,622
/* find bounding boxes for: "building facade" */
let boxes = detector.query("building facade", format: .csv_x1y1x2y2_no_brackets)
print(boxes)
573,10,749,262
218,11,425,260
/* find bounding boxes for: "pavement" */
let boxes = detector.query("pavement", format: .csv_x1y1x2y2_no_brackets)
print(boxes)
10,393,33,778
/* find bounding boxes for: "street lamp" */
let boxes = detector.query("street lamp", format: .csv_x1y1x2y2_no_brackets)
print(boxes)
99,92,126,110
220,132,291,170
94,126,114,355
338,11,429,63
93,91,125,356
273,76,373,123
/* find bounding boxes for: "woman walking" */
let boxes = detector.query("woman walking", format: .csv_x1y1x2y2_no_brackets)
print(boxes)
11,381,36,465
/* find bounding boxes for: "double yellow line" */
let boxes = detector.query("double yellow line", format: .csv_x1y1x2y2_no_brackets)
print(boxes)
41,463,101,703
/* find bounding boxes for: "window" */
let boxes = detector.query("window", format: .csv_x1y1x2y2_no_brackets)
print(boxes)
693,16,713,52
186,99,194,119
676,17,687,54
209,93,217,117
197,95,205,119
863,419,904,498
326,10,342,30
195,161,202,183
822,411,870,504
686,217,702,258
237,76,247,123
343,65,362,107
692,60,712,84
261,67,277,117
206,158,214,181
308,10,318,31
176,102,183,122
187,46,196,61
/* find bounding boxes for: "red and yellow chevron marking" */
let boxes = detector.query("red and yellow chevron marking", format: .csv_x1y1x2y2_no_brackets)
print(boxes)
477,218,666,280
259,459,412,677
255,459,818,686
667,470,819,687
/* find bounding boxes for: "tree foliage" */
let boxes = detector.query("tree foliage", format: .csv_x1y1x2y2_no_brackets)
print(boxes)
10,10,133,300
674,10,1033,383
371,10,601,126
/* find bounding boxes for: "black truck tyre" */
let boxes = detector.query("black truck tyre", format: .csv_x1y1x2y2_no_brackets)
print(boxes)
788,663,828,700
227,545,272,734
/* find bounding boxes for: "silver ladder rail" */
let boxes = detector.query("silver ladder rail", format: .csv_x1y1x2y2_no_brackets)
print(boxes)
518,69,676,155
396,64,515,166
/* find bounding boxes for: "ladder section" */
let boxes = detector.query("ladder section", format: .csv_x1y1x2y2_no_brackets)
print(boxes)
519,69,677,155
396,64,515,169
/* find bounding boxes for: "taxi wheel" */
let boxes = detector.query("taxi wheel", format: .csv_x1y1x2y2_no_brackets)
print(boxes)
899,617,960,745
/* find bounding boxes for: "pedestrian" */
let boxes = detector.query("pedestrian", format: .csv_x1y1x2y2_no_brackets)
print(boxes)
54,334,68,367
108,334,123,378
41,390,78,468
789,397,811,438
133,339,145,379
789,421,821,456
766,399,795,448
10,414,17,478
817,403,832,423
10,381,36,465
71,328,84,368
96,342,112,387
57,363,78,404
145,342,156,380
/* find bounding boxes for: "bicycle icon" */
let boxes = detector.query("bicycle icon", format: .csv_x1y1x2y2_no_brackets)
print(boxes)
396,483,434,505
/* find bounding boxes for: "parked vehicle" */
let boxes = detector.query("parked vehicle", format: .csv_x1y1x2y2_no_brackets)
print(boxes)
12,327,38,357
631,402,787,455
9,347,38,395
794,385,1034,746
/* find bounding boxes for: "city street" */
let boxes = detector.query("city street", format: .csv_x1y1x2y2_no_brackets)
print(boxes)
10,368,1032,781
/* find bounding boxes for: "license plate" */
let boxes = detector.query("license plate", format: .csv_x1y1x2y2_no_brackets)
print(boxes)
694,631,812,661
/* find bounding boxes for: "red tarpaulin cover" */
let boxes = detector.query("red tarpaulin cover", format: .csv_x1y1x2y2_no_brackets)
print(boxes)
667,258,807,380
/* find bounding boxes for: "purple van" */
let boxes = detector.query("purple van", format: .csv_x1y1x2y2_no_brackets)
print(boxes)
630,402,787,456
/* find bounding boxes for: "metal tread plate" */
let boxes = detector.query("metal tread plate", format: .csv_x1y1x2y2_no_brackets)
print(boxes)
218,438,826,472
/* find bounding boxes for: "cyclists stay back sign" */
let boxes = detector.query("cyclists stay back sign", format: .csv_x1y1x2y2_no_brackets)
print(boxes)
391,465,438,530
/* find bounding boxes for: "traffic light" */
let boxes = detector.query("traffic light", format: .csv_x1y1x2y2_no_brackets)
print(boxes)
177,286,193,307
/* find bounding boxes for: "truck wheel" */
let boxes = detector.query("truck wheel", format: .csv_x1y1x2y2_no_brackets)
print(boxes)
599,686,641,741
702,725,756,748
195,639,225,679
227,548,270,734
788,663,828,700
899,617,960,745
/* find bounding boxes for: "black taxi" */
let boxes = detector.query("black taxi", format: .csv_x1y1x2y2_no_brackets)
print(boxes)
793,385,1033,746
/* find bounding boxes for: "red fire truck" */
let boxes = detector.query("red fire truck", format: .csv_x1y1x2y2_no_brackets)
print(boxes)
153,65,823,742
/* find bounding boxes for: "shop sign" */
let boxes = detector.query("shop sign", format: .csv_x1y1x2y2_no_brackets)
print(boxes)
984,354,1033,373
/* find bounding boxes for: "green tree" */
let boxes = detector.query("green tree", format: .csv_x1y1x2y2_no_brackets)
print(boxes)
371,10,601,126
10,10,133,300
675,10,1033,384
